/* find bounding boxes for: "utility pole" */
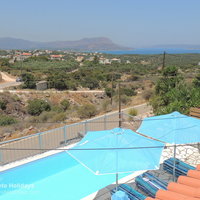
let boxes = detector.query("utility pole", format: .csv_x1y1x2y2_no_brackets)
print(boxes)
21,58,23,77
111,73,114,107
118,82,122,128
162,51,166,70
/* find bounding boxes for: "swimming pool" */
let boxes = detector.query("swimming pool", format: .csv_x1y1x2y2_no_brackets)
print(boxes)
0,151,129,200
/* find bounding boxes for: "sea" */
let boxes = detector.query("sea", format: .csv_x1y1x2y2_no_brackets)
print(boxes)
99,48,200,55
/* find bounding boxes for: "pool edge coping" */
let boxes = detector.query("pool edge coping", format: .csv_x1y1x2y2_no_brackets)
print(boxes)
0,143,76,172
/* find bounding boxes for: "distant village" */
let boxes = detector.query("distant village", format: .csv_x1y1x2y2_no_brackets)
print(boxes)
0,49,131,65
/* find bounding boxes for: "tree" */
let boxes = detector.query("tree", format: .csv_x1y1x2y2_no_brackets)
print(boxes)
105,87,115,98
193,74,200,88
155,66,181,96
81,77,99,89
150,66,200,114
121,87,137,96
27,99,51,116
54,80,67,90
93,56,99,65
0,58,10,67
21,73,36,89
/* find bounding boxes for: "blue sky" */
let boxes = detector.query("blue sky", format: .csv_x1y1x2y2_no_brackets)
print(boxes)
0,0,200,47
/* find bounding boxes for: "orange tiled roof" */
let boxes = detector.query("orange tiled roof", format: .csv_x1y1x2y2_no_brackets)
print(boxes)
21,52,32,56
145,165,200,200
50,54,63,58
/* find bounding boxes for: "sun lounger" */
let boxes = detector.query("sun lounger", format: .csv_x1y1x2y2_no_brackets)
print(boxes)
163,158,195,177
111,184,147,200
135,172,168,198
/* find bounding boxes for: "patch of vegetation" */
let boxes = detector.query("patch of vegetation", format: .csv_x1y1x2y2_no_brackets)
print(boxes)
150,66,200,114
27,99,51,116
21,73,36,89
0,115,17,126
121,87,137,97
193,74,200,87
128,108,138,116
105,87,115,98
78,104,98,118
60,99,70,111
0,99,7,110
142,90,153,101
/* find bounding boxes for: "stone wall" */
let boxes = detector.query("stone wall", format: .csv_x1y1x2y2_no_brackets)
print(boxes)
161,144,200,166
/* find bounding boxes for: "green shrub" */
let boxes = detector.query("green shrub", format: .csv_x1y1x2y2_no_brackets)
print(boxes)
38,111,55,122
29,111,59,123
0,99,7,110
193,74,200,88
27,99,51,116
102,99,111,112
51,105,64,113
21,73,36,89
121,87,137,96
0,115,17,126
78,104,97,118
60,99,70,111
105,87,115,98
121,95,131,105
129,74,139,81
114,94,131,105
128,108,138,116
142,90,153,101
81,77,99,89
52,112,66,122
54,80,67,90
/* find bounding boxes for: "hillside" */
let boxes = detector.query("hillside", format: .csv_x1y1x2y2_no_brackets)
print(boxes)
0,37,131,51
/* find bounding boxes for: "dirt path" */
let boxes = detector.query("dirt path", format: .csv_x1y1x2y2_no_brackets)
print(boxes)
0,72,16,82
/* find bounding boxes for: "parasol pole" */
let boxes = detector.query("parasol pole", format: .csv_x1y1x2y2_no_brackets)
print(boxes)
115,126,119,191
172,113,177,182
118,82,122,128
116,173,118,191
173,144,177,181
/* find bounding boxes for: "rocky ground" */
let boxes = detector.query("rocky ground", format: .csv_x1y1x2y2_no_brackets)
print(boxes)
0,90,148,141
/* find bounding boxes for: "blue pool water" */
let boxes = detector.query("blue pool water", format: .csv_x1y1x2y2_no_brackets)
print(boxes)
0,152,128,200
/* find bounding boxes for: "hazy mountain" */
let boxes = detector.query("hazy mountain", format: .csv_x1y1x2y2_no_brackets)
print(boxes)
0,37,131,51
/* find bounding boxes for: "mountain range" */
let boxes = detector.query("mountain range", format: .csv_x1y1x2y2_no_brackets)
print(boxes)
0,37,131,51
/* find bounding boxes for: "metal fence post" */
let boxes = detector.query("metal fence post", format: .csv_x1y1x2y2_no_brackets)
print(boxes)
64,126,67,146
84,120,88,134
38,134,42,153
121,111,124,127
0,150,3,165
104,114,107,130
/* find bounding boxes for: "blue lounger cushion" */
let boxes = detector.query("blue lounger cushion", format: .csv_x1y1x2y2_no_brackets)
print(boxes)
163,158,195,177
135,172,168,198
111,184,146,200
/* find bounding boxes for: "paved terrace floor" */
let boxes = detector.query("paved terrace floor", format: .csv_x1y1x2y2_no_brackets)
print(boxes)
89,164,174,200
